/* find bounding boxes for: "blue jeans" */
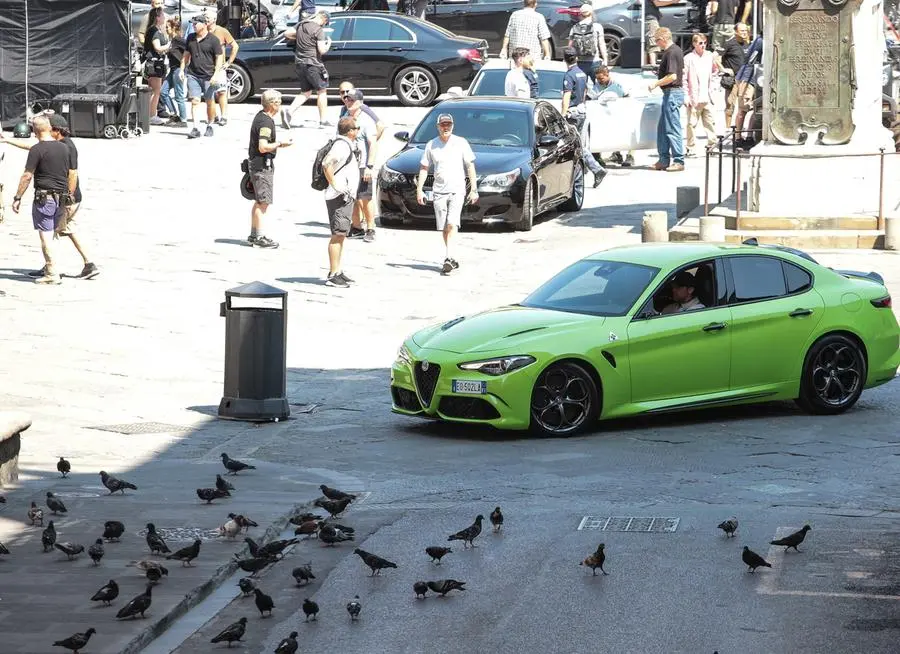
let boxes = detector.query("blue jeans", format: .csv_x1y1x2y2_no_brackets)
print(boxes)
569,110,605,177
657,88,685,166
161,68,187,121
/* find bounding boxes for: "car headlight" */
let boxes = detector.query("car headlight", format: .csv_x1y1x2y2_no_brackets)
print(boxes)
381,165,406,186
478,168,520,192
397,345,412,365
458,355,535,376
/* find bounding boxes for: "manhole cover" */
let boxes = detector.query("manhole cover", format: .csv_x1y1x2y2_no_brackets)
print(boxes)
577,516,680,533
87,422,193,435
136,526,220,541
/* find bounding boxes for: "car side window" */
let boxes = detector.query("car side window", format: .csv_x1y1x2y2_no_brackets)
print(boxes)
635,260,717,318
783,261,813,294
728,256,788,303
349,18,412,41
541,106,566,137
329,18,348,41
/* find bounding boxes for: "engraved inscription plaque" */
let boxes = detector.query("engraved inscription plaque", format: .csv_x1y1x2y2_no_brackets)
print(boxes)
770,0,854,145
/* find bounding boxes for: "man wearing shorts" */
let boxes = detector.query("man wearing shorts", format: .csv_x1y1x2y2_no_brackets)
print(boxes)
203,10,239,127
415,113,478,275
246,90,293,249
339,89,383,243
181,14,224,139
322,117,360,288
281,12,333,130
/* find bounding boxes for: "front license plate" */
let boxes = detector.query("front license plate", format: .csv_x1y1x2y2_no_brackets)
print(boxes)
423,190,434,202
452,380,487,394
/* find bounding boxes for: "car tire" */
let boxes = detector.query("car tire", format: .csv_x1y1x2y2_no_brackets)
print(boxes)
795,333,867,415
559,161,584,212
393,66,438,107
529,361,599,437
515,177,536,231
604,33,622,67
226,63,252,104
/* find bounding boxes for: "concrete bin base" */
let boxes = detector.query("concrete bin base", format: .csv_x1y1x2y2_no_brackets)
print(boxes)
0,411,30,487
218,397,290,422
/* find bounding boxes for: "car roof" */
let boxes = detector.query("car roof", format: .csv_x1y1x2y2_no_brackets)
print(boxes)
479,59,568,72
435,96,541,110
587,242,818,268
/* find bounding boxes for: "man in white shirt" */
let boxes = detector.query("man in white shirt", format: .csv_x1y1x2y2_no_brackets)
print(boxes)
416,114,478,275
684,32,719,157
661,271,706,313
322,117,361,288
504,48,532,98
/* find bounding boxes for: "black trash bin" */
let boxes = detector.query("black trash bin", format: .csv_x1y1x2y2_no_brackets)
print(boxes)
218,281,290,422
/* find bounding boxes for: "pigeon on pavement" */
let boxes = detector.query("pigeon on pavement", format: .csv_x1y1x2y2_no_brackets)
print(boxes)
245,536,262,558
314,497,352,518
490,507,504,532
46,492,67,515
290,512,325,525
216,474,236,494
146,523,171,554
319,524,354,546
354,548,398,575
197,488,230,504
238,577,256,596
253,588,275,617
413,581,429,598
42,521,57,551
52,627,95,653
324,521,355,534
146,565,168,584
90,579,119,605
346,595,361,621
302,598,319,621
166,539,201,566
116,584,153,619
28,501,44,526
742,546,772,572
320,484,357,502
55,542,85,561
292,563,315,585
294,521,319,538
425,546,453,564
427,579,466,596
221,453,256,475
218,517,241,539
56,457,71,478
718,518,739,538
234,554,275,576
88,538,105,565
770,525,812,552
448,515,484,548
229,513,258,532
274,631,299,654
131,559,167,574
210,617,247,646
581,543,608,576
100,471,138,495
257,538,299,560
103,520,125,542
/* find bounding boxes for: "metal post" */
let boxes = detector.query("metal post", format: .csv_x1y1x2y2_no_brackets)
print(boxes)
717,135,724,205
704,146,711,217
731,127,737,193
878,148,886,231
735,151,742,223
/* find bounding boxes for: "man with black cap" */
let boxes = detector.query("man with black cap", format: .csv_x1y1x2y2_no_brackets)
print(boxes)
181,14,225,139
661,270,705,313
561,46,606,188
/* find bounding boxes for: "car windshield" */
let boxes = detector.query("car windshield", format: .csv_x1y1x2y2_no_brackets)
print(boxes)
410,107,531,146
521,260,659,317
471,69,565,99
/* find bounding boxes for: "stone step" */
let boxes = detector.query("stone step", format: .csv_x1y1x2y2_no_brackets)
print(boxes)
669,218,885,249
722,215,879,231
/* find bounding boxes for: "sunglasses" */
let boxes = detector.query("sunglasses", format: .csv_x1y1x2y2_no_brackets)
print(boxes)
438,122,453,127
340,89,352,95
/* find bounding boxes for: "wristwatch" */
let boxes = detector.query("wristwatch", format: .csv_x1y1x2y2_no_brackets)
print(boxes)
13,195,21,202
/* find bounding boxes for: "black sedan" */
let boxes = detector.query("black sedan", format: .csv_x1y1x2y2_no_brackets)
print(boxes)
226,12,487,106
379,97,585,231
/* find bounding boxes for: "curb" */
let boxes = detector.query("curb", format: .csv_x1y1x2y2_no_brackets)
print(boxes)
120,502,311,654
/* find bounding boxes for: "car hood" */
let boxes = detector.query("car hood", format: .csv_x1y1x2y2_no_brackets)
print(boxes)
386,144,531,176
411,305,601,354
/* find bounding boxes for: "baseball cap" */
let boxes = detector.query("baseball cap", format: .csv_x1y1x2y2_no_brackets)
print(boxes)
191,14,206,24
436,113,454,124
580,3,593,13
672,271,697,287
48,114,69,132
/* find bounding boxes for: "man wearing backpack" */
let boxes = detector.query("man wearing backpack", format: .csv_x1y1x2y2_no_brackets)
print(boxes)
321,117,360,288
568,5,608,79
246,89,292,249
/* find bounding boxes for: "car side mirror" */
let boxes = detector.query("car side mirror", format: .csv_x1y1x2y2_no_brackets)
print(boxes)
445,86,464,98
394,131,410,142
538,134,560,147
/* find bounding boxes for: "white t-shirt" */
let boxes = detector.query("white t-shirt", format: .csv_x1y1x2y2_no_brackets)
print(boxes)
349,110,377,169
420,134,476,195
504,68,530,98
323,136,360,201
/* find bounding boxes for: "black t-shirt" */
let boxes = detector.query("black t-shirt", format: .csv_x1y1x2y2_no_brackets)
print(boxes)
720,37,748,81
294,20,324,64
644,0,661,22
25,140,72,192
144,25,169,60
185,32,223,80
658,43,684,88
60,137,82,203
714,0,739,24
168,35,186,68
248,111,277,163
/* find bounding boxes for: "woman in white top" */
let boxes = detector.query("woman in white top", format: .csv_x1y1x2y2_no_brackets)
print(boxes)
567,5,608,80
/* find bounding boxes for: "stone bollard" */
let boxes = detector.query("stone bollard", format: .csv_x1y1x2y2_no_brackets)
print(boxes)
699,216,726,242
885,216,899,251
676,186,700,218
641,210,669,242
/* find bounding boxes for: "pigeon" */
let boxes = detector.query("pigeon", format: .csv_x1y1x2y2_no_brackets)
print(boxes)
52,628,95,653
56,457,71,478
238,577,256,596
320,484,357,502
292,563,315,585
427,579,466,596
490,507,504,532
0,541,8,555
210,617,247,646
100,471,138,495
90,579,119,605
46,492,67,515
257,538,299,560
166,539,201,566
103,520,125,541
448,515,484,548
426,546,453,564
146,523,171,554
742,546,772,572
234,554,274,576
770,525,812,552
146,565,168,584
302,598,319,621
42,520,57,551
88,538,105,565
354,548,398,576
274,631,299,654
55,542,85,561
218,517,241,539
346,595,361,621
314,497,352,518
294,521,319,538
718,518,739,538
413,581,429,598
197,488,230,504
221,452,256,475
116,584,153,619
290,512,325,526
244,536,261,558
216,474,236,494
131,559,168,574
581,543,608,576
229,513,258,532
319,523,354,546
28,501,44,526
254,587,275,617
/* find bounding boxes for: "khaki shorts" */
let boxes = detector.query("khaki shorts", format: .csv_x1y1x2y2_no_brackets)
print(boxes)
645,18,660,53
56,202,80,236
728,83,756,113
433,192,463,231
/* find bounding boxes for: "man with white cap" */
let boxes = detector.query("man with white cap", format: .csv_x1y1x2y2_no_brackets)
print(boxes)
567,4,608,79
415,113,478,275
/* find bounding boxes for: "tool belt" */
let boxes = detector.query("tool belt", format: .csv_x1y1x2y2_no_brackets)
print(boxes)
35,189,72,206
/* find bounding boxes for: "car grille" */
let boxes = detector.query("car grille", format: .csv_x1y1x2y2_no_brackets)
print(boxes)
413,361,441,408
391,386,422,412
439,397,500,421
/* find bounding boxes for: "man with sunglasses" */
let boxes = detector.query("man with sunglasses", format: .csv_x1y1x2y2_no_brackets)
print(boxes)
322,117,361,288
684,32,719,157
648,27,685,172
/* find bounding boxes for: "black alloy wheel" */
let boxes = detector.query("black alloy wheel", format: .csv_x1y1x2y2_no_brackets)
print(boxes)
604,33,622,66
796,334,867,414
530,361,599,437
515,177,535,231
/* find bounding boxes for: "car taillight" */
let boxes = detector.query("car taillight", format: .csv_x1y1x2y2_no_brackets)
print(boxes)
557,7,582,15
458,48,484,64
871,295,892,308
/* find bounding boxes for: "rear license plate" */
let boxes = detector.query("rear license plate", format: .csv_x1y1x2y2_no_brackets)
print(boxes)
452,380,486,394
423,190,434,202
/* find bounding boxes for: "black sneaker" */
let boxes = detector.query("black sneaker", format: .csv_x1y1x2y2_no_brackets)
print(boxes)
441,258,459,275
204,125,214,137
252,235,279,249
337,271,355,284
593,170,607,188
77,263,100,279
610,152,624,165
188,127,202,139
247,234,259,245
348,226,366,239
169,120,188,128
363,229,376,243
218,117,228,127
622,154,635,167
325,273,349,288
27,266,47,278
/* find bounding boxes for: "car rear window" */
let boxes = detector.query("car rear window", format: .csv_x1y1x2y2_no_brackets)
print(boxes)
471,70,565,99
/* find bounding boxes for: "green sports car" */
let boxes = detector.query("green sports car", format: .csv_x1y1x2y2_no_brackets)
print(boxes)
390,241,900,436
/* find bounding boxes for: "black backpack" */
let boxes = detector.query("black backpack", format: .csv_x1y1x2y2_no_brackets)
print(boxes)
571,22,596,58
311,139,354,191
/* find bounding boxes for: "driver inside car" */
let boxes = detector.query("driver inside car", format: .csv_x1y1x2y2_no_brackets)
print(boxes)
659,270,705,314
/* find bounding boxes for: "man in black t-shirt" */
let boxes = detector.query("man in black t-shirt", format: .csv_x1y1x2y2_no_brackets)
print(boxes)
181,15,224,139
709,0,739,52
718,22,751,129
281,12,333,130
648,27,685,171
246,90,293,249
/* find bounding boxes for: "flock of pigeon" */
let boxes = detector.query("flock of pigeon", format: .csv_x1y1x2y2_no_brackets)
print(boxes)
716,517,814,571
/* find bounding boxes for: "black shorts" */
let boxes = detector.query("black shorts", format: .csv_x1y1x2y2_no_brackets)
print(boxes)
250,165,274,204
326,195,354,236
295,62,328,93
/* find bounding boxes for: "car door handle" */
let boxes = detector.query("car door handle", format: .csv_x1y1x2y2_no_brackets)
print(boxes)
789,308,814,317
389,46,405,51
702,322,727,332
452,9,465,13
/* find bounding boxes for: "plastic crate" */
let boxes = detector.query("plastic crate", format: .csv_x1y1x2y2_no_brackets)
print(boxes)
51,93,120,139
